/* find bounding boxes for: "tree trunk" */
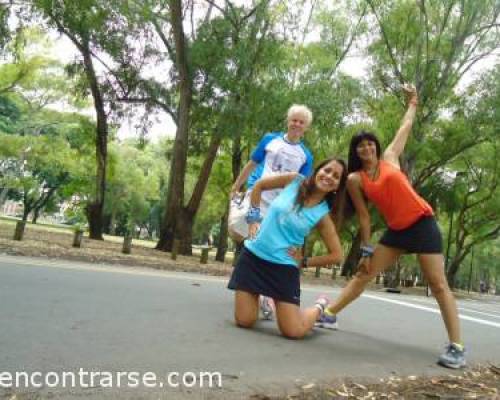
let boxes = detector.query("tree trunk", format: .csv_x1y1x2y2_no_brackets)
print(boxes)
341,232,361,277
216,207,229,262
156,0,192,252
176,208,194,255
86,202,104,240
22,203,30,222
31,208,40,224
446,245,471,289
386,261,401,288
82,46,108,240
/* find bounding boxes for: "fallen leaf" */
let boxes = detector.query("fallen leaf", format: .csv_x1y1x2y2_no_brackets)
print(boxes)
336,390,349,397
490,365,500,375
301,383,315,390
353,383,367,390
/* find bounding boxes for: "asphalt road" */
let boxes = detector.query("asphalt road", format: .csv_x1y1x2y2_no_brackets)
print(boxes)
0,254,499,399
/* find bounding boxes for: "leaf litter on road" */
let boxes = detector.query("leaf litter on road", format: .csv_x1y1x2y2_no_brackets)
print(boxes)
250,364,500,400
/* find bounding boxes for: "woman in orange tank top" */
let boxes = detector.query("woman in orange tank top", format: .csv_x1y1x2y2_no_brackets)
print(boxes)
320,85,465,369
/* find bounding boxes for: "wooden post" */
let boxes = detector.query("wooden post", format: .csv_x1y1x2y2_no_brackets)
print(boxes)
122,235,132,254
72,229,84,248
13,221,26,241
200,247,210,264
171,239,180,260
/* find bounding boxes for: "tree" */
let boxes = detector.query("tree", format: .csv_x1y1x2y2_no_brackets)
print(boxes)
32,0,132,238
365,0,500,181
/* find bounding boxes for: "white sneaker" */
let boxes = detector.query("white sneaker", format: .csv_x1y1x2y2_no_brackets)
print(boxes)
260,296,275,320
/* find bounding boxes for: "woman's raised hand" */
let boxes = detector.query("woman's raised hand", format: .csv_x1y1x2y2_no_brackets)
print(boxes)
402,83,418,105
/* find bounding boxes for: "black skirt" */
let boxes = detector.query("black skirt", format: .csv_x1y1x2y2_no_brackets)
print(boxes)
227,247,301,305
379,215,443,254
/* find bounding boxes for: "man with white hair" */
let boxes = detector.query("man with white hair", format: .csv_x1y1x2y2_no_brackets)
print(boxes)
229,104,314,320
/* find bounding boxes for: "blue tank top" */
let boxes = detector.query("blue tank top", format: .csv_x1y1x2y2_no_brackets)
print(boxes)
245,176,330,267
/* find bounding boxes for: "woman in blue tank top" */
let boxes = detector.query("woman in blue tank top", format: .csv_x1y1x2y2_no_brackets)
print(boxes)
228,158,347,339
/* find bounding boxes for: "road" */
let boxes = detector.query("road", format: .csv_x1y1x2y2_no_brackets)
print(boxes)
0,254,499,399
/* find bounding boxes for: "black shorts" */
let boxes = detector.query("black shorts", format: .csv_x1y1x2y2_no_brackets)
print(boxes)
227,247,301,305
379,215,443,254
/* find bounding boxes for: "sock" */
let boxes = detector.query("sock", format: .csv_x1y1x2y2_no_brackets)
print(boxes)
314,304,324,313
324,308,336,317
452,342,464,351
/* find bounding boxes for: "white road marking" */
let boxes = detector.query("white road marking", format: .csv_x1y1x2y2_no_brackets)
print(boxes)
361,293,500,329
2,255,500,329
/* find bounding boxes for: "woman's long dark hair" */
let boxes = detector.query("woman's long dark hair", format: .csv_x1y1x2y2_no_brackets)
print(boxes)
347,131,382,174
339,131,382,227
295,157,348,216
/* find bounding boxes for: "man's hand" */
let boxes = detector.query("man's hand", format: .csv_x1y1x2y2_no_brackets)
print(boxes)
230,184,241,200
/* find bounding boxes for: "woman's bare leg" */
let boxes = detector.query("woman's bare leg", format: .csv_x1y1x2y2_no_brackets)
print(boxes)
418,253,461,344
274,301,321,339
234,290,259,328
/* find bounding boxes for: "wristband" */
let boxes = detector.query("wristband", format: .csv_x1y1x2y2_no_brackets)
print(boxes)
360,244,374,258
245,206,262,224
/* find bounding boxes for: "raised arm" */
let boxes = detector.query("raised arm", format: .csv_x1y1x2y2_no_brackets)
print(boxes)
230,160,257,197
249,173,299,208
246,173,299,239
383,84,418,168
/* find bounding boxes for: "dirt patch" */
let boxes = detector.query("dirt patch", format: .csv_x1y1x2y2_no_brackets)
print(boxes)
0,220,346,286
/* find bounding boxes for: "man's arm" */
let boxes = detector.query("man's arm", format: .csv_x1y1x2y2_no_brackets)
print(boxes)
230,160,257,197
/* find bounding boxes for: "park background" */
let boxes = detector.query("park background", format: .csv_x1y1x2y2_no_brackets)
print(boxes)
0,0,499,294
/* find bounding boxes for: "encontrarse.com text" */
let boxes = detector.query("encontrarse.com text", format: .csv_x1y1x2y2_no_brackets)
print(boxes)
0,370,222,389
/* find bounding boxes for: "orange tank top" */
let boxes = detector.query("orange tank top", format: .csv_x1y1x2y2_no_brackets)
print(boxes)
360,160,433,230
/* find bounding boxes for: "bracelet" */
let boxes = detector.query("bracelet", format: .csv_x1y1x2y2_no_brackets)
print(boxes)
360,244,374,258
245,206,262,224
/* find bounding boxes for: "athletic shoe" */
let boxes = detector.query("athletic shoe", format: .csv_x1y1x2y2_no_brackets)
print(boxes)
260,296,275,320
437,343,466,369
313,295,338,330
315,312,338,330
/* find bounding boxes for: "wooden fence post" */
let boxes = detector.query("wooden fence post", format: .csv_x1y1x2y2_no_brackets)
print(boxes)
72,229,84,248
200,247,210,264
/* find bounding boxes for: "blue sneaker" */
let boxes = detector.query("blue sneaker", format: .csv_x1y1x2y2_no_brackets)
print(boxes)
315,312,338,330
437,343,466,369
